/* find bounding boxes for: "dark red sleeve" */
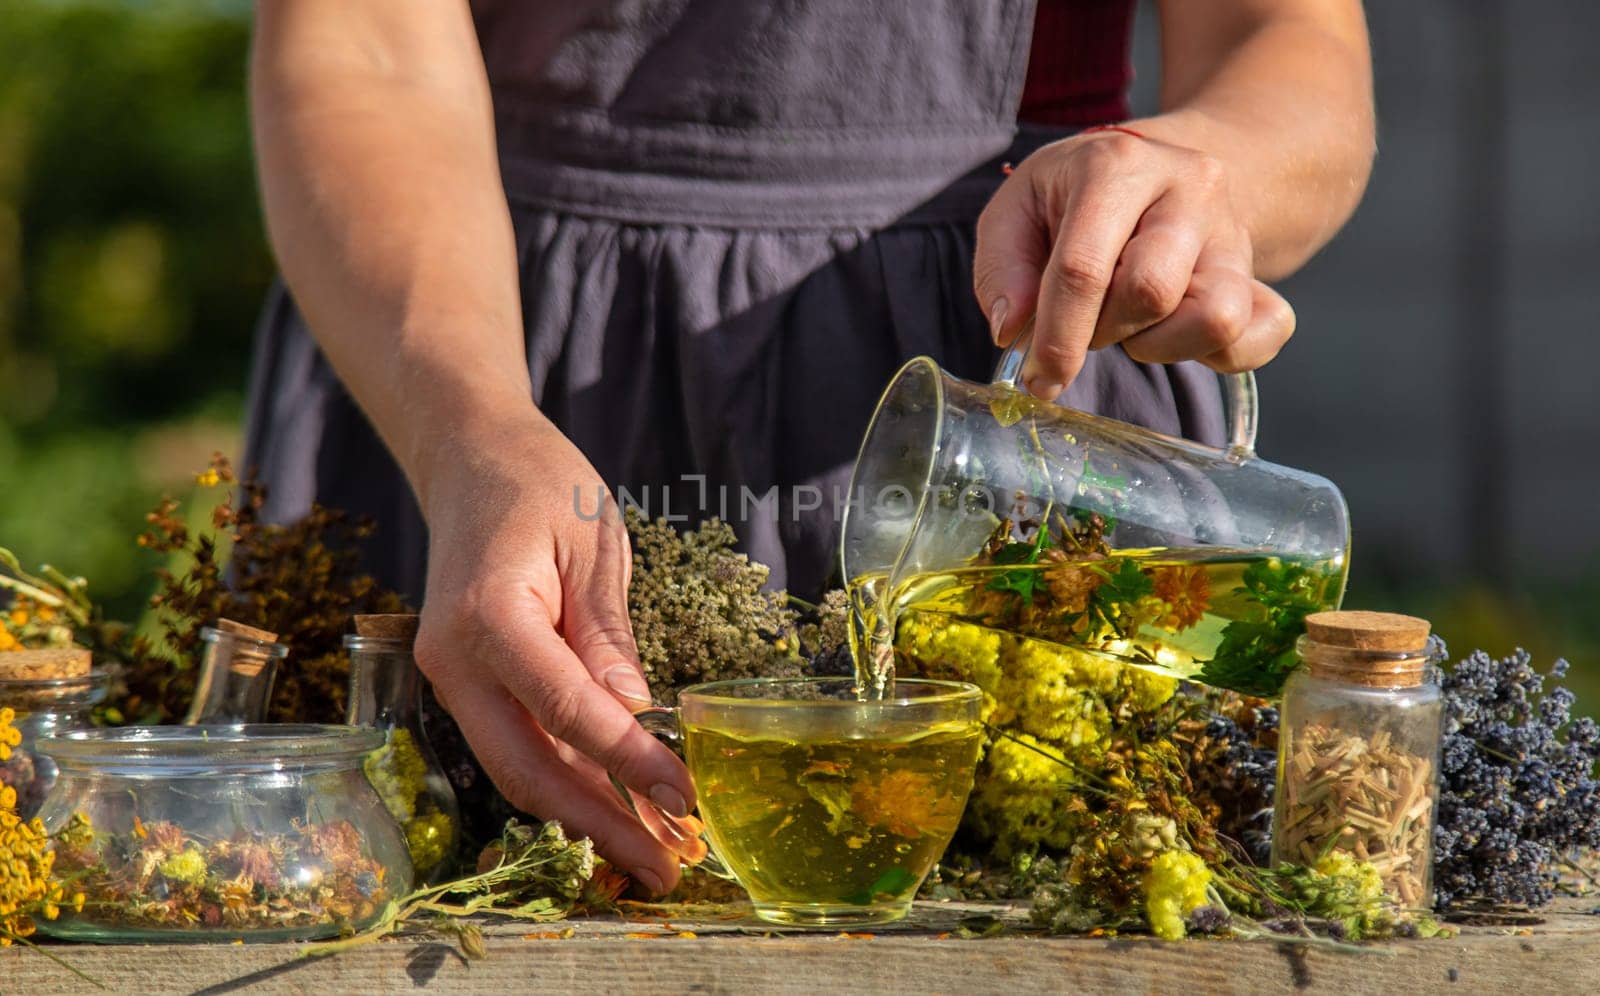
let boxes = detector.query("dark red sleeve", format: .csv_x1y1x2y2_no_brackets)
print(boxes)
1018,0,1136,127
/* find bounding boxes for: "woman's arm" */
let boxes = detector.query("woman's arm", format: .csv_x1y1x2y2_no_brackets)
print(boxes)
251,0,698,892
1144,0,1375,279
974,0,1374,396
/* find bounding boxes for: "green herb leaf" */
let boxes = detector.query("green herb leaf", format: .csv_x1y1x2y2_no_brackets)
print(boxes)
955,913,1007,938
985,527,1055,605
1196,559,1330,697
841,866,918,906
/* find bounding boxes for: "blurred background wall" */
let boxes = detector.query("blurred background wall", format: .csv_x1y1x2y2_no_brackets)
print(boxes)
1130,0,1600,674
1,1,1595,680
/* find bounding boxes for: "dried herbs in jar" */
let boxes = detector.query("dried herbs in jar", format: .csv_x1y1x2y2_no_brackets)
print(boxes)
1273,611,1442,908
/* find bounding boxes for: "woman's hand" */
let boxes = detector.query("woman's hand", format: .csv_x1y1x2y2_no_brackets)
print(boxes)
412,411,704,894
974,129,1296,398
254,2,703,894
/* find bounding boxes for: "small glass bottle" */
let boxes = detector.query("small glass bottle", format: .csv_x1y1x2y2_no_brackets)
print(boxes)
183,619,289,725
1272,610,1442,908
0,647,109,818
346,614,460,883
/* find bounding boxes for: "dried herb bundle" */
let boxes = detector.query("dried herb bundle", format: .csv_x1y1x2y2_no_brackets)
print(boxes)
625,509,806,703
120,457,408,724
0,548,131,668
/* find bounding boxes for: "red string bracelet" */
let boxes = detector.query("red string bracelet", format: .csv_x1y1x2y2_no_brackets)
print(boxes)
1080,124,1147,140
1001,125,1146,177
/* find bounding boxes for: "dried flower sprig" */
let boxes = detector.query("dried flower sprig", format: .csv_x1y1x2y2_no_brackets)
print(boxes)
302,820,624,961
119,455,409,724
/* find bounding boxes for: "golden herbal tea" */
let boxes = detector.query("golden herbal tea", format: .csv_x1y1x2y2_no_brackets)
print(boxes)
851,516,1344,698
683,715,982,925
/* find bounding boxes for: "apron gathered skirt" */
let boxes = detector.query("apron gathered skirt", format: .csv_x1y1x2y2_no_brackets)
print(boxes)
241,0,1225,605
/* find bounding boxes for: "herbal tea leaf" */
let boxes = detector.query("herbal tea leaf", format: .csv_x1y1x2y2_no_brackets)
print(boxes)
1196,559,1327,697
1094,558,1154,604
955,913,1007,938
841,866,918,906
985,526,1055,604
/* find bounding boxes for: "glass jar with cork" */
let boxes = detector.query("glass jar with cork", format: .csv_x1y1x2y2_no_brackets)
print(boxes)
0,647,109,818
346,614,460,883
182,619,289,726
1272,610,1442,908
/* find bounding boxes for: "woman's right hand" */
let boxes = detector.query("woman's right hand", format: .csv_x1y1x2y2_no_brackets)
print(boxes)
411,410,702,894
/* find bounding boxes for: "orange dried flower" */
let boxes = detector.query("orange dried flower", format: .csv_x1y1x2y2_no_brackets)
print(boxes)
1148,565,1211,632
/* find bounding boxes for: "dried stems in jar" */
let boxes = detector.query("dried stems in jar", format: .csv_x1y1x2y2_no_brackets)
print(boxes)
1277,724,1436,907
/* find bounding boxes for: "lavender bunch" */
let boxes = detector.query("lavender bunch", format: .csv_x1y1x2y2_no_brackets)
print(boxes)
1433,646,1600,908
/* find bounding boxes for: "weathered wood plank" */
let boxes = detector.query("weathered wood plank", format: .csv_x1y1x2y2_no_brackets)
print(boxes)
5,900,1595,995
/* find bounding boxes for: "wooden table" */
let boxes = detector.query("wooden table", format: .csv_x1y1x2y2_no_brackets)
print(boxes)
6,898,1597,994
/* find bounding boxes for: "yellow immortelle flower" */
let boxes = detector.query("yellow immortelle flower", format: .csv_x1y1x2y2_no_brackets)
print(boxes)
1143,849,1213,941
195,468,222,487
0,630,16,653
159,846,210,886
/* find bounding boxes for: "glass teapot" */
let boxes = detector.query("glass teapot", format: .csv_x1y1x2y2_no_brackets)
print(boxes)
840,331,1349,699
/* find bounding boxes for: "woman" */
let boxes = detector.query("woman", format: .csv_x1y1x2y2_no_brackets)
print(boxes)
245,1,1373,893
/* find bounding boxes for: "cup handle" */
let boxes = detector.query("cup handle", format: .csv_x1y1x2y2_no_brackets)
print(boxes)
625,707,739,882
634,706,680,743
991,316,1259,460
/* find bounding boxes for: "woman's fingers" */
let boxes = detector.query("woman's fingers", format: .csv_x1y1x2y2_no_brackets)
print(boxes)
486,598,697,819
542,731,709,865
1121,269,1293,371
1199,280,1297,373
1119,236,1252,365
975,131,1291,387
1027,136,1166,397
558,516,654,711
424,671,684,893
1090,191,1207,352
973,168,1051,348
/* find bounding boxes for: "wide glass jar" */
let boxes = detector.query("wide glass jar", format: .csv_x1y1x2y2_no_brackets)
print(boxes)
1272,611,1442,908
345,616,460,883
0,658,109,819
35,725,413,942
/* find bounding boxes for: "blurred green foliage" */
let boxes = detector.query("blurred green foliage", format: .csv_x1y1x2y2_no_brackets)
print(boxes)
0,1,262,618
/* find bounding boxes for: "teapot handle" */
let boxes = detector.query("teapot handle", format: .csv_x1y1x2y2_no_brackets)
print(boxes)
991,319,1259,460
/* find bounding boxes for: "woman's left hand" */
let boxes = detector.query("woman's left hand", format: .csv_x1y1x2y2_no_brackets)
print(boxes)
973,128,1297,398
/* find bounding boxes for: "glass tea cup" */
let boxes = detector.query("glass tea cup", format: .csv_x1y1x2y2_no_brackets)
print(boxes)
636,677,983,927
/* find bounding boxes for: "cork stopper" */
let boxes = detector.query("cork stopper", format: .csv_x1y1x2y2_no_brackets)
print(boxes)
353,614,419,642
1305,611,1431,653
0,647,92,680
1301,611,1432,688
217,617,278,678
216,618,279,644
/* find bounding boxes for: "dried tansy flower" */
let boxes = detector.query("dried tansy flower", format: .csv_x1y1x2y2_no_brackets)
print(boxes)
0,708,77,943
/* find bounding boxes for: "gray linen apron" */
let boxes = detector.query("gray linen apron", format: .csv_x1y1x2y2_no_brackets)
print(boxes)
242,0,1224,606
